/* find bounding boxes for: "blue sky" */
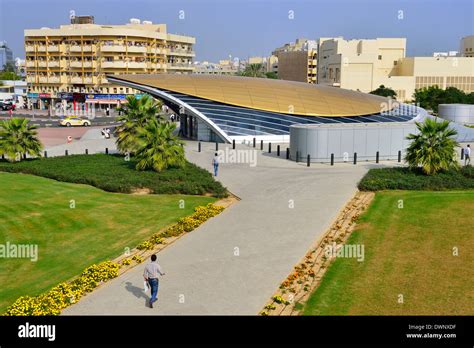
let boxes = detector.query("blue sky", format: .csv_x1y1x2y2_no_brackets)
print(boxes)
0,0,472,61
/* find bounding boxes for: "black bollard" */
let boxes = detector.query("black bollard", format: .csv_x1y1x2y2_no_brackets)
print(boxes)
353,152,357,165
232,139,235,150
260,140,263,150
1,154,4,160
198,142,201,152
215,142,218,151
268,143,271,153
44,151,48,158
65,150,68,156
85,149,89,155
376,151,379,163
286,148,290,159
277,145,280,156
23,153,26,160
461,148,464,160
307,154,310,167
296,151,299,163
330,153,334,166
253,138,256,148
398,150,401,163
105,147,109,155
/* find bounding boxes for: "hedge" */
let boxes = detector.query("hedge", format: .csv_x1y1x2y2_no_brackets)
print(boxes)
358,166,474,191
0,154,227,198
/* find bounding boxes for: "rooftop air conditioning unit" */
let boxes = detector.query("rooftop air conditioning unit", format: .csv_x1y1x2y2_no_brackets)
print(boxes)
130,18,141,24
142,20,152,25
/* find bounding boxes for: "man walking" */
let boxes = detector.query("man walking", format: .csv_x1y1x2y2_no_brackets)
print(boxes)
143,254,165,308
212,152,220,176
464,144,471,166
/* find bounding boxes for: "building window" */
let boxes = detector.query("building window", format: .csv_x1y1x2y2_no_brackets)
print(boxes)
394,61,397,65
378,55,382,60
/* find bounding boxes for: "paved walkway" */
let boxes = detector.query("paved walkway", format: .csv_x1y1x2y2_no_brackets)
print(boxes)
62,140,377,315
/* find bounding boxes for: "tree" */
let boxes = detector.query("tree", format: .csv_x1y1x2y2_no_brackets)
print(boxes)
405,118,459,175
370,85,397,98
2,61,15,72
413,86,474,114
239,63,266,78
265,71,278,79
0,118,43,161
134,119,185,172
115,95,162,153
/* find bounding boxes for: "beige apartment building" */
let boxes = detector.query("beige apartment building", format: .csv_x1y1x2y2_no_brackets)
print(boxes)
461,35,474,57
247,56,278,73
318,37,474,101
24,16,195,109
272,38,317,83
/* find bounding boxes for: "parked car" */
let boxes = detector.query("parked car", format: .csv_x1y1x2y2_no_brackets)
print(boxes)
0,100,16,111
59,116,91,127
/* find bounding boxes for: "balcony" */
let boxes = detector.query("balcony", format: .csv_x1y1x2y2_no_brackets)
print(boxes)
25,46,35,52
70,45,94,53
70,76,96,84
39,76,60,83
127,45,147,53
127,61,147,69
101,60,127,69
47,45,60,52
70,61,96,68
48,61,60,68
26,76,36,83
168,48,195,57
38,61,48,67
152,48,165,54
37,46,47,52
26,61,36,67
101,44,126,52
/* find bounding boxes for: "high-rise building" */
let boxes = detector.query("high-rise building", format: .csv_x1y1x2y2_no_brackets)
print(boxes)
317,37,474,101
0,41,14,70
271,38,317,83
24,16,195,109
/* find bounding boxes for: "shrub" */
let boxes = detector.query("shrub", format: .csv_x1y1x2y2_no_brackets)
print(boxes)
0,154,228,198
358,166,474,191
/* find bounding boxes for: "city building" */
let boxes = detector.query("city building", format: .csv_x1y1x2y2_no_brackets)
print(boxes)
24,15,195,110
317,37,474,101
15,58,26,77
460,35,474,57
193,61,237,75
0,41,14,70
272,38,317,83
107,74,424,149
0,80,27,107
247,56,278,73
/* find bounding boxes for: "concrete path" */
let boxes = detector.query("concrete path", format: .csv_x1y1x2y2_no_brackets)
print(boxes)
62,140,377,315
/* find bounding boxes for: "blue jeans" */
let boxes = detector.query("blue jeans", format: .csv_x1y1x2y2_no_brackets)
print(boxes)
148,278,159,303
213,164,219,176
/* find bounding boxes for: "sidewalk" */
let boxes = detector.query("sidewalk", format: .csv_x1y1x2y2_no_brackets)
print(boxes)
62,140,373,315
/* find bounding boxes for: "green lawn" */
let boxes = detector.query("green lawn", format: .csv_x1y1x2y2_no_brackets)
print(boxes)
303,190,474,315
0,172,215,312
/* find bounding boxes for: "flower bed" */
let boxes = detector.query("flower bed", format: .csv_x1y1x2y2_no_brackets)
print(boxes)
4,203,225,316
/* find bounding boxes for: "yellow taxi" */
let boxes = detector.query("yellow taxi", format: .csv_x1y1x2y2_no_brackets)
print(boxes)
59,116,91,127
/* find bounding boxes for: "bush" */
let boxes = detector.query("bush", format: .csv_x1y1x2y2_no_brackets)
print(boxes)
358,166,474,191
0,154,228,198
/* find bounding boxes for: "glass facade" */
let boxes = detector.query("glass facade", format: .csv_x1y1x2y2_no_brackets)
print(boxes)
167,90,419,137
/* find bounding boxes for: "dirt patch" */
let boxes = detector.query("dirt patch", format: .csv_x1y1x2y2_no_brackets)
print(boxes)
260,191,375,316
131,188,152,195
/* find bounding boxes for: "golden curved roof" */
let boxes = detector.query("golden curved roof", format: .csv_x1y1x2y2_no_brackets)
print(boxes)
110,74,391,117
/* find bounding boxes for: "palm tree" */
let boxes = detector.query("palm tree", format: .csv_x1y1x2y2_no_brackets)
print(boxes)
240,63,266,78
0,118,42,161
134,118,185,172
115,95,162,153
405,118,459,175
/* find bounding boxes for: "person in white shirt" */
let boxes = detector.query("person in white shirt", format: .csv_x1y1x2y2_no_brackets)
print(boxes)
464,144,471,166
143,254,165,308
